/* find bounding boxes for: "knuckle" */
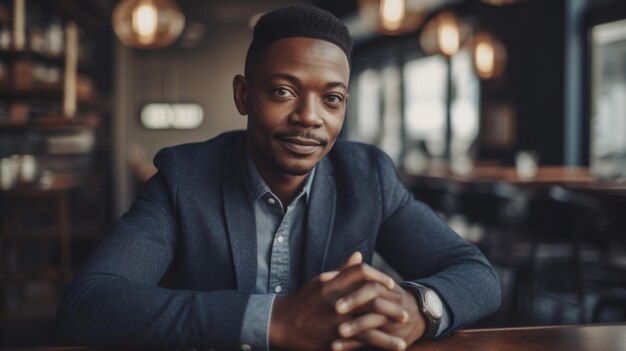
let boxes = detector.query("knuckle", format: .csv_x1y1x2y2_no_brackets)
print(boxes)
320,283,333,299
361,331,375,343
352,317,364,330
366,281,380,292
372,297,383,310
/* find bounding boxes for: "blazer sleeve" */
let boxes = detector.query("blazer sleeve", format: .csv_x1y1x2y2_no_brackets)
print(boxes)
373,150,502,336
56,147,250,349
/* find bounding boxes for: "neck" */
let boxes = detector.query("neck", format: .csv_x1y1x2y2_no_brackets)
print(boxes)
247,150,309,207
262,171,307,206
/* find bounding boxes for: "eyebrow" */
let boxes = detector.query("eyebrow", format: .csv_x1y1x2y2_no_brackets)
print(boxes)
266,73,348,91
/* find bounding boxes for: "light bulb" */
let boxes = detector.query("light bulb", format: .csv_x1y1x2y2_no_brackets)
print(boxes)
438,13,460,56
113,0,185,49
380,0,405,31
475,42,495,78
133,2,158,39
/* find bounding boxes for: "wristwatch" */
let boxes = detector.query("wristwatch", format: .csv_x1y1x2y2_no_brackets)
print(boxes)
400,283,443,340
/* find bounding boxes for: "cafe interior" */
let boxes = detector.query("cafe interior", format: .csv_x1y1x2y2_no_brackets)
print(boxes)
0,0,625,347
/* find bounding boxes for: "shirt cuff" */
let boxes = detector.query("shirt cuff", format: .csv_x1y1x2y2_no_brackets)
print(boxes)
241,294,276,350
437,300,450,336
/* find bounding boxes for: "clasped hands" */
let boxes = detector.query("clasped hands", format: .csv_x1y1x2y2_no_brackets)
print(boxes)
270,252,426,350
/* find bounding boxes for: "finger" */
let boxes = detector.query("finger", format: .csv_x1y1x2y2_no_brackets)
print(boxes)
321,252,362,283
354,329,407,351
351,297,409,323
340,251,363,270
323,264,395,300
332,339,364,351
335,281,388,314
338,313,388,338
320,270,339,282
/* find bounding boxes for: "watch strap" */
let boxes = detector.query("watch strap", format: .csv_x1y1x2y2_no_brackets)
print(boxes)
400,283,441,340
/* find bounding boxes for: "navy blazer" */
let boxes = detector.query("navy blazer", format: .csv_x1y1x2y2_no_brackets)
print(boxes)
57,131,501,349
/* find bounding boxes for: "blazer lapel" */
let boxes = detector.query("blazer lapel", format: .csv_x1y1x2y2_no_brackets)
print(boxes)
222,136,257,292
302,157,336,282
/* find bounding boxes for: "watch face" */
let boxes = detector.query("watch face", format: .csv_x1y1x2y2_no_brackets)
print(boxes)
424,289,443,319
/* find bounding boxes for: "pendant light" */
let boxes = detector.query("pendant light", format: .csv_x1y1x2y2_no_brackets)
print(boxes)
420,12,467,57
358,0,427,35
112,0,185,49
471,31,506,79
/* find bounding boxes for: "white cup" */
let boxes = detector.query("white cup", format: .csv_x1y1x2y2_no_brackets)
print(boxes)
20,154,37,183
515,151,539,180
0,156,18,189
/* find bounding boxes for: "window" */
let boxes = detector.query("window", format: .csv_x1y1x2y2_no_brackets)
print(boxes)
403,55,448,158
590,19,626,180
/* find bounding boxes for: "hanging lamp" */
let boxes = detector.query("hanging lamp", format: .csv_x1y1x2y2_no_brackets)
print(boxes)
471,31,507,79
112,0,185,49
358,0,428,35
419,11,468,57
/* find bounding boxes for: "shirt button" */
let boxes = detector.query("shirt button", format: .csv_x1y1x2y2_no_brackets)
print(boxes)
242,344,251,351
268,198,276,205
274,285,282,293
277,235,284,243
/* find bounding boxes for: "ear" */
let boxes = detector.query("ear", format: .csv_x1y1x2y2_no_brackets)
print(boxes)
233,74,249,116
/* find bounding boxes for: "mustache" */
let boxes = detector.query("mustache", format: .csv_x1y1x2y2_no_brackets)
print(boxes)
275,130,329,146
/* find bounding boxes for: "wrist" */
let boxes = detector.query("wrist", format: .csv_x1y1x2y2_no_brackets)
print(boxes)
400,283,443,341
404,290,427,343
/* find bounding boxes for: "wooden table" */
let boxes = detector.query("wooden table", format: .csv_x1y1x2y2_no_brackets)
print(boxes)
408,165,597,185
411,323,626,351
10,324,626,351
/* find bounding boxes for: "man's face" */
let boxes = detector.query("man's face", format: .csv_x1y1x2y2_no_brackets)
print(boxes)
233,37,350,178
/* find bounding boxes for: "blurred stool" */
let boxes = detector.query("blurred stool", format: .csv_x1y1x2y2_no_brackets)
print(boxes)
586,200,626,322
457,181,527,255
523,186,606,324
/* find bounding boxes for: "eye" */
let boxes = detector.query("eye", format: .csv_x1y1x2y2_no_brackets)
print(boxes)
323,94,344,105
273,87,295,98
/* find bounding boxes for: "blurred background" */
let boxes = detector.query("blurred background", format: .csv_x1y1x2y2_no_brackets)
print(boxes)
0,0,625,347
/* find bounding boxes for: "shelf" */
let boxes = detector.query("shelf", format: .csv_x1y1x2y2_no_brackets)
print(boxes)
2,230,65,241
0,48,64,65
0,266,70,283
0,86,64,99
0,173,88,194
0,48,95,74
0,117,97,130
1,229,102,241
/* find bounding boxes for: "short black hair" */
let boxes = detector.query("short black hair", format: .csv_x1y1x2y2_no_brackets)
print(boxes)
244,4,353,78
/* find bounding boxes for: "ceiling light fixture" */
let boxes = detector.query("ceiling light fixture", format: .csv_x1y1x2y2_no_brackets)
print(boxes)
358,0,427,35
420,12,467,57
471,31,507,79
112,0,185,49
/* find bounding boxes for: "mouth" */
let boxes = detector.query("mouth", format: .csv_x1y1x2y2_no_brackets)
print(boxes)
277,136,323,155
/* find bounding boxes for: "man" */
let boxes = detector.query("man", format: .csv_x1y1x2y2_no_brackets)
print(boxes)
58,4,501,350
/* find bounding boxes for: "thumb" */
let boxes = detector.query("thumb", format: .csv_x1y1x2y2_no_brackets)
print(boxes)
319,252,363,282
341,251,363,269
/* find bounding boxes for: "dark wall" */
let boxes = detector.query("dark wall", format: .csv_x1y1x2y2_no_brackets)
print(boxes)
479,0,566,165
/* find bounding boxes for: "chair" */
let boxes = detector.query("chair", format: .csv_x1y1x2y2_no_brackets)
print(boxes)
522,186,607,324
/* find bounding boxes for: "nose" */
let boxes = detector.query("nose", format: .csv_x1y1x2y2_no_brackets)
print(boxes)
289,94,322,128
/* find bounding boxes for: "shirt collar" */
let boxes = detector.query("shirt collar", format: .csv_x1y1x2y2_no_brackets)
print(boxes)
245,153,315,205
